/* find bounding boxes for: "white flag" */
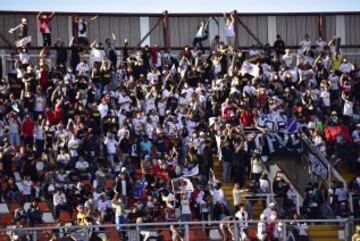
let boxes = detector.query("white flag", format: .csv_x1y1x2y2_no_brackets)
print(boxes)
241,62,260,77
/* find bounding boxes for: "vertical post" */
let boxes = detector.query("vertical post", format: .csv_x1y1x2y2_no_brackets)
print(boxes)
84,227,89,241
328,162,331,190
318,14,326,40
233,221,239,241
32,230,37,241
349,192,354,213
136,224,141,241
344,218,350,241
162,10,170,49
282,222,287,241
184,224,190,241
68,16,73,45
72,15,78,43
266,194,270,207
233,10,238,47
296,193,300,215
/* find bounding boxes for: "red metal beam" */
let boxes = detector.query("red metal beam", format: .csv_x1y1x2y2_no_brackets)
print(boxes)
236,16,263,46
318,14,326,40
162,10,170,49
233,10,238,47
136,15,162,47
0,33,14,49
72,15,78,42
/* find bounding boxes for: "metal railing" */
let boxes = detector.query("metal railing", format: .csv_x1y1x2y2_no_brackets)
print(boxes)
236,192,301,218
0,218,355,241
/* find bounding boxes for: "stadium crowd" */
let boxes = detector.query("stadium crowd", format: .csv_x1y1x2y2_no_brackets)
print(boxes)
0,11,360,241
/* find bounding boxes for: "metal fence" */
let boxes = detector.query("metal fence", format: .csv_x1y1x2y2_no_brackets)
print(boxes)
0,218,356,241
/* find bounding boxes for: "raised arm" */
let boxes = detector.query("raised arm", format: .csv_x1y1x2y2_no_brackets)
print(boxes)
230,12,235,23
9,24,22,33
90,39,98,49
90,15,98,21
49,12,55,20
328,36,336,46
69,36,75,47
37,11,43,19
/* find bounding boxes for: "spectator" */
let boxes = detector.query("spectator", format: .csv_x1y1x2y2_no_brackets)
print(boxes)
37,11,55,47
192,21,209,52
112,194,125,233
273,34,286,58
235,203,249,239
224,12,235,47
27,201,43,226
53,188,72,220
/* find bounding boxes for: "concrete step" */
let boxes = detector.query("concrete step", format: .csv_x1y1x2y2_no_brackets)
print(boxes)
308,225,341,241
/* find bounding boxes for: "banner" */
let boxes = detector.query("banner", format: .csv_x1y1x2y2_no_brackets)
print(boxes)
171,177,194,194
15,36,32,48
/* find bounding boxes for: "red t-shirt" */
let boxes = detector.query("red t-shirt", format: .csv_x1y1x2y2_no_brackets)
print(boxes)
39,16,54,33
258,94,268,107
223,106,236,122
39,70,49,89
240,111,254,127
22,119,34,136
54,105,64,123
47,110,57,125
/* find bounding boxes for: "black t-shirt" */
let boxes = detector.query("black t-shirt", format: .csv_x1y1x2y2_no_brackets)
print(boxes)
119,138,130,153
18,24,28,39
221,146,233,163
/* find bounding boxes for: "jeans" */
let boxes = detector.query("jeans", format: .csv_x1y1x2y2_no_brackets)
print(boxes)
180,213,192,222
24,194,32,202
108,154,115,167
115,215,125,232
222,161,232,184
192,36,208,51
8,133,20,147
42,33,52,47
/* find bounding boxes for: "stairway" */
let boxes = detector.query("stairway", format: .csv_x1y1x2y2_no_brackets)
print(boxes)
308,225,342,241
339,162,357,185
212,157,264,219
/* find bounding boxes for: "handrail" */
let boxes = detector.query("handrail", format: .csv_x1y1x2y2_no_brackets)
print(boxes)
300,132,347,186
0,218,351,232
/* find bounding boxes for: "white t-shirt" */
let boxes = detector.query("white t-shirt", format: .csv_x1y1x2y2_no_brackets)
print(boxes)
259,179,269,193
181,199,192,214
335,187,348,202
320,90,331,107
225,23,235,37
343,100,354,116
195,26,204,38
68,138,80,157
34,125,44,140
91,49,106,59
34,96,46,112
282,54,294,68
97,103,108,119
328,75,339,90
78,21,88,38
22,180,32,195
235,210,248,229
211,188,226,204
75,160,89,171
299,39,312,51
339,63,352,73
104,138,118,154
